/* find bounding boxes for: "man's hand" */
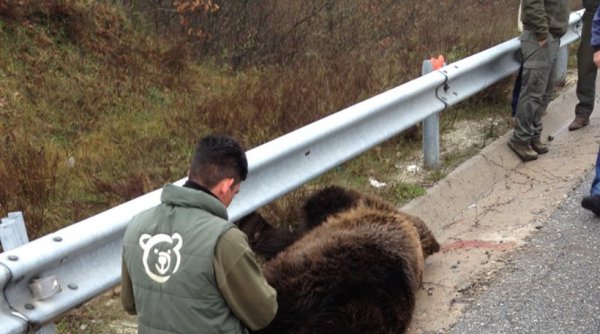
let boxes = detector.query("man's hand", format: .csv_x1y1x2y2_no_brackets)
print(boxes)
594,50,600,68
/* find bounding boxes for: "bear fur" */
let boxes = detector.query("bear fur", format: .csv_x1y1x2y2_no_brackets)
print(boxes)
301,185,440,258
238,186,440,334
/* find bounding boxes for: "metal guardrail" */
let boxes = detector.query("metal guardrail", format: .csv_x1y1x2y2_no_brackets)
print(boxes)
0,11,583,333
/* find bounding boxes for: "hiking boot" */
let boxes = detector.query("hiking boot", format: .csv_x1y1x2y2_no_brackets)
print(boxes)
507,139,538,161
531,137,548,154
568,116,590,131
582,195,600,215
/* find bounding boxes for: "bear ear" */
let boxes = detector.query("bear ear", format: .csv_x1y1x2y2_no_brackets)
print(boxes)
171,233,183,251
139,234,152,248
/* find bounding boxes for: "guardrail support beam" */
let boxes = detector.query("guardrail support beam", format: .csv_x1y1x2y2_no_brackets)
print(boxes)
1,212,29,252
553,45,568,87
423,114,441,169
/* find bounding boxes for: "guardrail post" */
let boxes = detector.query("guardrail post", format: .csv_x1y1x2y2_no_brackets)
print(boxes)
553,45,568,87
422,57,443,170
1,211,29,251
423,115,441,169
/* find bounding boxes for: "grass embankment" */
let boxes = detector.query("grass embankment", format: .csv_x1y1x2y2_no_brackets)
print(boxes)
0,0,579,331
0,0,525,237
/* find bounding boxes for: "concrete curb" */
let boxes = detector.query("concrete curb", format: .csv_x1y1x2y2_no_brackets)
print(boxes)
402,78,600,333
402,81,593,236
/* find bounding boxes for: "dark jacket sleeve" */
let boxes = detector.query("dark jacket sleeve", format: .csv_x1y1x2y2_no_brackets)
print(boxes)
583,0,600,11
121,254,137,315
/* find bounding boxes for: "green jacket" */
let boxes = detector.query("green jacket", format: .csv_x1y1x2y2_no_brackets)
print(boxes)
122,184,245,334
521,0,570,40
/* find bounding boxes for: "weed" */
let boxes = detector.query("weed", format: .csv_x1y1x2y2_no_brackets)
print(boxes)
425,170,447,184
0,131,61,238
388,182,427,203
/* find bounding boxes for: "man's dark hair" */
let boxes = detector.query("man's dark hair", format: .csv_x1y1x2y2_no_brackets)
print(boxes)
189,134,248,188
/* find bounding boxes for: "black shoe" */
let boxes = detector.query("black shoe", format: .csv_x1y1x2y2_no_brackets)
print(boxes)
581,195,600,215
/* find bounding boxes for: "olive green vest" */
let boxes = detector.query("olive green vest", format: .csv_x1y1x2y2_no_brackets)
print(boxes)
123,184,246,333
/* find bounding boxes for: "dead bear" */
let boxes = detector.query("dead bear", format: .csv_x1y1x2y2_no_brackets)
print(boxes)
301,185,440,258
239,186,440,334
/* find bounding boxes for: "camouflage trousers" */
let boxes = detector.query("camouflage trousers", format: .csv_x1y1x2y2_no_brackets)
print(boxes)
512,30,560,144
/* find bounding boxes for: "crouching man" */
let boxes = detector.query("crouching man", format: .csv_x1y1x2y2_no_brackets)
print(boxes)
121,134,277,333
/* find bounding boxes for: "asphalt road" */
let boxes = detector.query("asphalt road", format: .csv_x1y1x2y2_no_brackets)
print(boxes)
448,169,600,334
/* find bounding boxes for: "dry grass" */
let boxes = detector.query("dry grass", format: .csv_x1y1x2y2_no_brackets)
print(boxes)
0,0,528,236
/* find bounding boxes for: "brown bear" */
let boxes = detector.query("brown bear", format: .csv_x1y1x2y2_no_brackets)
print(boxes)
238,186,440,334
301,185,440,258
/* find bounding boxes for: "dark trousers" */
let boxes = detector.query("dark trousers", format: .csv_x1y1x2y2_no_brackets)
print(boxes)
576,7,598,119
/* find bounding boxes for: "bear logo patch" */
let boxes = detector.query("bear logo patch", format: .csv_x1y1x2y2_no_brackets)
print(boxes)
139,233,183,283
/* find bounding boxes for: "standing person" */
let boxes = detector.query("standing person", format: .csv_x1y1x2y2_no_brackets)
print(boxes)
569,0,600,131
121,134,278,333
508,0,570,161
581,6,600,214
